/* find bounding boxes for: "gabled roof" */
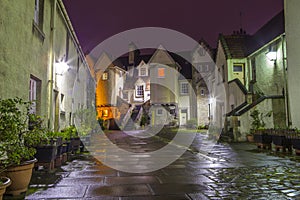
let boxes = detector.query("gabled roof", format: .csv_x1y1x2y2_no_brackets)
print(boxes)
194,38,217,61
219,31,250,59
218,10,284,59
169,51,192,80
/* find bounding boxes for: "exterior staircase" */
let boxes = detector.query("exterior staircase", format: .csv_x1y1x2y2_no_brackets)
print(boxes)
123,105,142,130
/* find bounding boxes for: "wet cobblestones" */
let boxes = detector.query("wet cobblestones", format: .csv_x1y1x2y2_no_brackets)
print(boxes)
25,130,300,199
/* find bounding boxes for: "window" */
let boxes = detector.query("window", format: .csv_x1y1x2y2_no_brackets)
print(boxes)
136,85,144,97
233,65,243,72
29,76,41,114
198,47,206,56
181,83,189,94
29,78,37,114
140,67,147,76
102,72,108,80
34,0,44,29
103,109,109,117
251,58,256,82
156,109,163,116
123,92,128,100
66,32,70,61
201,89,205,96
158,68,165,78
222,65,225,82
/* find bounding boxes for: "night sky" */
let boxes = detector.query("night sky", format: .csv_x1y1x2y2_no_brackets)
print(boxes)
63,0,283,54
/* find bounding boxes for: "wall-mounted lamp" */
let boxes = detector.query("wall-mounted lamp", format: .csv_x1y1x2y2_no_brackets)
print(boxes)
266,45,277,62
266,51,277,61
55,61,69,76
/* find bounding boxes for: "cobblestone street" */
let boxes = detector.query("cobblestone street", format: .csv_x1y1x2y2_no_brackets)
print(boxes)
25,129,300,199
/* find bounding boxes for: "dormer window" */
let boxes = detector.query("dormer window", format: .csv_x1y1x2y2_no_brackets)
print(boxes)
139,67,147,76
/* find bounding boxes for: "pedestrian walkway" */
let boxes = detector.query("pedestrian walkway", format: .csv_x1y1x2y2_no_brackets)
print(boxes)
25,129,300,199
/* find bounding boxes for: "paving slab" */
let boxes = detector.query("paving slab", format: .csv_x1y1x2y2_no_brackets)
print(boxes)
85,184,152,197
105,176,160,185
26,185,87,199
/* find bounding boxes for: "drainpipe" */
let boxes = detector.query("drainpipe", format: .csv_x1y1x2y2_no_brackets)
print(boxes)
47,0,57,129
281,34,291,127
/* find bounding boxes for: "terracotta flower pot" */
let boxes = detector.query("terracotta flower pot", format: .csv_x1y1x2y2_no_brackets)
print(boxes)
247,134,254,142
3,158,37,196
0,177,11,200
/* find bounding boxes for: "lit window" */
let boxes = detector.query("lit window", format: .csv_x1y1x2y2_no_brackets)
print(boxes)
146,82,150,90
140,67,147,76
136,85,144,97
103,109,109,117
181,83,189,94
158,68,165,78
102,72,108,80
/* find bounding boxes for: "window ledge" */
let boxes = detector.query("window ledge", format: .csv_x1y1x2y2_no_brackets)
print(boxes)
32,20,45,42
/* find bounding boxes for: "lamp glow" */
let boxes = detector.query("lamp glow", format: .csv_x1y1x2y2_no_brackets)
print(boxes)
55,61,69,75
266,51,277,61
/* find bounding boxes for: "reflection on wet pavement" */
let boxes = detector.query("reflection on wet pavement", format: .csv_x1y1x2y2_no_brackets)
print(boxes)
26,130,300,199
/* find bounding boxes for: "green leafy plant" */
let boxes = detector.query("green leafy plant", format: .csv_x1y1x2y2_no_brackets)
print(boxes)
140,114,148,126
250,109,272,134
61,125,78,139
0,98,48,171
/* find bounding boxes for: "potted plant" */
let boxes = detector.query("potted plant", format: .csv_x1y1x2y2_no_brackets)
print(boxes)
250,109,272,149
62,125,81,153
0,98,48,196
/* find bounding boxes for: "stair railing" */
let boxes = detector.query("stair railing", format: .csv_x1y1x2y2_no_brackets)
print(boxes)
121,105,134,128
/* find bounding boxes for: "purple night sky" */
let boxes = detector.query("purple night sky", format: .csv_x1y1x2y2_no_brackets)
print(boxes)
63,0,283,54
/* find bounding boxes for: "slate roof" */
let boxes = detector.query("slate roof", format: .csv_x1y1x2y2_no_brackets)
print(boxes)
169,51,193,80
219,10,284,59
219,32,250,59
247,10,284,55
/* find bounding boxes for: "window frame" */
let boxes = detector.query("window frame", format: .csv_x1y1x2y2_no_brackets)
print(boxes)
33,0,44,29
156,108,163,116
180,82,189,95
136,85,144,97
29,76,41,114
139,67,147,76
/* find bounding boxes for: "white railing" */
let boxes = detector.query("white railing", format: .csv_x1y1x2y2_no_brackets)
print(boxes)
121,105,134,128
135,106,144,125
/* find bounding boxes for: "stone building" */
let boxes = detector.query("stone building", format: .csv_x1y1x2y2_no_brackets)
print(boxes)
0,0,93,131
213,11,287,141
